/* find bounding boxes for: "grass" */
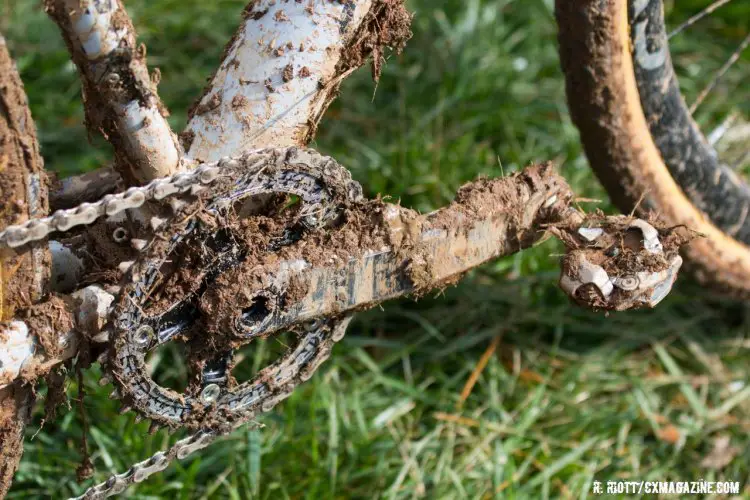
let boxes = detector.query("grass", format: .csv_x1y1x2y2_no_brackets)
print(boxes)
3,0,750,498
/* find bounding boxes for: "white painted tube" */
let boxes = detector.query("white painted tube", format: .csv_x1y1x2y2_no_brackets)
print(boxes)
49,0,182,183
184,0,375,160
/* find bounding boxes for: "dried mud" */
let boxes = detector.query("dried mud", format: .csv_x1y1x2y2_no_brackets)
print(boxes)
196,199,394,338
407,163,573,292
0,35,49,498
338,0,413,82
19,295,76,364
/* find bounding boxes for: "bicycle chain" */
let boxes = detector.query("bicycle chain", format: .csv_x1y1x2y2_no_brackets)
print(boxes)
0,157,225,249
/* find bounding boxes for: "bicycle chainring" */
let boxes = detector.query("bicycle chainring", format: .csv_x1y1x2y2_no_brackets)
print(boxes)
104,147,361,432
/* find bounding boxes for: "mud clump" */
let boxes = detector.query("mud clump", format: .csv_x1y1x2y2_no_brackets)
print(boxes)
19,295,75,363
339,0,414,82
196,200,394,340
407,163,573,292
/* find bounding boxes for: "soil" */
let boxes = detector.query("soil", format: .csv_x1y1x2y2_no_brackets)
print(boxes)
19,295,76,365
0,384,34,498
302,0,413,144
0,35,49,498
408,163,573,292
195,197,401,338
185,0,413,158
338,0,413,82
554,213,695,275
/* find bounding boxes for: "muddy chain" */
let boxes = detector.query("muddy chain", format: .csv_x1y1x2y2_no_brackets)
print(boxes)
0,159,217,249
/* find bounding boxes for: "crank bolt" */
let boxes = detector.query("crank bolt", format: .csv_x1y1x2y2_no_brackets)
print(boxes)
113,227,129,243
200,384,221,403
303,318,324,332
134,326,154,346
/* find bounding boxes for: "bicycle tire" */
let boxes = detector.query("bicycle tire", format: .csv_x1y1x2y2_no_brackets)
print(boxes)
556,0,750,298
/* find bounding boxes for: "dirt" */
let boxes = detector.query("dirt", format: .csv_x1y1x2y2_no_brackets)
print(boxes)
338,0,413,82
193,93,222,116
551,212,696,311
282,63,294,83
300,0,413,145
0,384,35,498
78,217,144,283
19,295,76,364
192,199,394,339
179,129,196,154
186,0,265,124
0,47,50,318
285,273,309,305
407,163,573,292
0,34,50,498
553,212,695,275
104,156,574,433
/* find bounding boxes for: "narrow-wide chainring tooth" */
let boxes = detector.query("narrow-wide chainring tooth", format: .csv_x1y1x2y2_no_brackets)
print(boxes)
106,148,360,432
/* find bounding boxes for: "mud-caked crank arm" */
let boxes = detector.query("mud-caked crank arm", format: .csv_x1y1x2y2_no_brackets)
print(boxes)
211,163,572,338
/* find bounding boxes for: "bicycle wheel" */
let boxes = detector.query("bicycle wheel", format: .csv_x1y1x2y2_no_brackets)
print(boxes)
556,0,750,297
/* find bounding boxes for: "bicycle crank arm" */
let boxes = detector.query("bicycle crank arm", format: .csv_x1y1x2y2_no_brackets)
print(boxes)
212,176,569,339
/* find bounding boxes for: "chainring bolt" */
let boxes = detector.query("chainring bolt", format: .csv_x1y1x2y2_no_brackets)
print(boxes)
112,227,129,243
134,325,154,346
200,384,221,403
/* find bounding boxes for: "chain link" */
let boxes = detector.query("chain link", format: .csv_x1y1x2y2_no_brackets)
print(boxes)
71,430,217,499
0,158,230,249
